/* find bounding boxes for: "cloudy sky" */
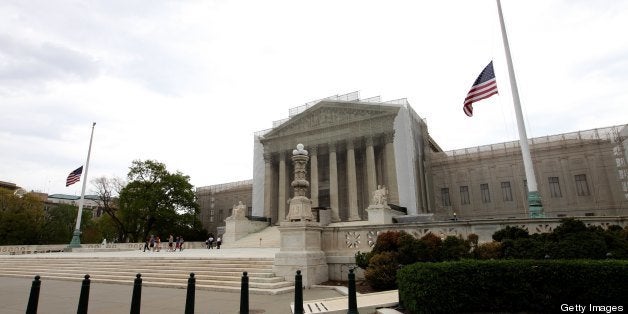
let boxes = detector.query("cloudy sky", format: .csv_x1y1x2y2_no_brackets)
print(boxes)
1,0,627,195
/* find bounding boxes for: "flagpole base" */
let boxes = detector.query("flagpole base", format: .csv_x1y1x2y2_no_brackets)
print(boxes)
68,230,82,248
527,191,544,218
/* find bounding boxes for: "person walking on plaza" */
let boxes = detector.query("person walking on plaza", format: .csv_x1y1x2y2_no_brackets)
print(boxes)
156,236,161,252
208,235,214,249
216,236,222,249
168,234,174,252
178,236,184,251
174,236,180,251
149,235,155,251
143,236,150,252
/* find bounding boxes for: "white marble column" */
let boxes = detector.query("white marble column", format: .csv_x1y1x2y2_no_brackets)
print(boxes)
346,140,360,220
310,146,319,208
384,132,399,205
365,136,377,204
278,152,287,222
329,143,341,222
263,152,273,219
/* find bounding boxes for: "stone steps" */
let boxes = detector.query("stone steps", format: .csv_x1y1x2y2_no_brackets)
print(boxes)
0,255,294,295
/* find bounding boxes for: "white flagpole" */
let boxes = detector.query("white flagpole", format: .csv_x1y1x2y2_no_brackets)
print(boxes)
496,0,544,217
69,122,96,248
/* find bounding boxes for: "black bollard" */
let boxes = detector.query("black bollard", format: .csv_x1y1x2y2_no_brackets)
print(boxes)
184,273,195,314
347,268,358,314
240,272,249,314
294,270,303,314
26,275,41,314
77,274,91,314
130,273,142,314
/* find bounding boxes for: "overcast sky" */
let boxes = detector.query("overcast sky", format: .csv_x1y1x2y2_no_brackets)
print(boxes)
1,0,627,195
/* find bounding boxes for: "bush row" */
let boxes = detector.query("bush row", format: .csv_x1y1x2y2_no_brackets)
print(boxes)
397,259,628,314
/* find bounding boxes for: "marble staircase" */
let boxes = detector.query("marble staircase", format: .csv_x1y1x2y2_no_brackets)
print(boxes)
0,255,293,295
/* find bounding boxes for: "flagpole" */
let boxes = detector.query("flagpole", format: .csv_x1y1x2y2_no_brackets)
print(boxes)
69,122,96,248
496,0,544,218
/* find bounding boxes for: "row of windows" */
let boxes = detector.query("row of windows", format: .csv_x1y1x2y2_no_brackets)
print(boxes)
440,174,590,206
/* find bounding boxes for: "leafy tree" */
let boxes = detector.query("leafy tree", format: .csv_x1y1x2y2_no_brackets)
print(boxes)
492,225,529,242
0,188,45,245
118,160,199,242
92,176,127,242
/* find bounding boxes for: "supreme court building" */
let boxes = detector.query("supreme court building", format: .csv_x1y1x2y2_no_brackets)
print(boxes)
197,92,627,233
251,93,439,223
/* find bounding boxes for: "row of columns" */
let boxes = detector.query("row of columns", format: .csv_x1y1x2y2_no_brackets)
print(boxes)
263,133,398,223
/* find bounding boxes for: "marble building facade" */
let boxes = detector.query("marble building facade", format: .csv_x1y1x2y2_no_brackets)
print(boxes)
196,93,627,232
251,96,439,224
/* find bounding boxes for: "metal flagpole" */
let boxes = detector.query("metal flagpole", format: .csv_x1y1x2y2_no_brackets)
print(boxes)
69,122,97,248
496,0,543,218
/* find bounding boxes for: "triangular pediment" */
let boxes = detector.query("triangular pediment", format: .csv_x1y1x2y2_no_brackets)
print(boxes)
262,100,400,140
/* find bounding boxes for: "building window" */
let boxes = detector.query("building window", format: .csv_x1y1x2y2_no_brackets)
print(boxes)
575,174,590,196
460,186,470,205
441,188,451,206
501,181,513,202
480,183,491,203
209,209,214,222
549,177,562,198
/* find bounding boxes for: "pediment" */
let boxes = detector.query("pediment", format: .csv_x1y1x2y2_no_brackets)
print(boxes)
262,101,400,140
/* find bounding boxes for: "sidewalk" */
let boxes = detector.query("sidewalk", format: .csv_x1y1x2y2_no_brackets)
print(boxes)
1,276,342,314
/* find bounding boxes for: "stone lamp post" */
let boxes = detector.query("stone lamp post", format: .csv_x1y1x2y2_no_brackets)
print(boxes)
286,143,314,222
274,143,328,287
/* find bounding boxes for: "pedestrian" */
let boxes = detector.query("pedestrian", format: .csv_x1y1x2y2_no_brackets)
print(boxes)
168,234,174,252
143,236,150,252
156,236,161,252
216,236,222,249
208,235,214,249
149,235,155,252
178,236,184,251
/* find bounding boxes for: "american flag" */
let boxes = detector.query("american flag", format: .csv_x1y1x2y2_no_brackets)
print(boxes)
463,61,498,117
66,166,83,187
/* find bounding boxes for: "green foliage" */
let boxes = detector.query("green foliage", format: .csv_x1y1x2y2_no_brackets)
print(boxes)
118,160,200,242
355,251,373,270
491,219,628,259
364,251,399,290
397,259,628,313
417,233,443,262
492,225,529,241
441,236,470,261
0,189,45,245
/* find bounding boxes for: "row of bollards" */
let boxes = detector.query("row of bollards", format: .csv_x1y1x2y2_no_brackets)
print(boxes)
26,269,361,314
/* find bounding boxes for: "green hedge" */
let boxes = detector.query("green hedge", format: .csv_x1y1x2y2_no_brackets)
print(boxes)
397,259,627,313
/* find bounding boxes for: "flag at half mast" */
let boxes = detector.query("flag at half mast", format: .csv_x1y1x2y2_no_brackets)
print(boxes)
66,166,83,187
463,61,498,117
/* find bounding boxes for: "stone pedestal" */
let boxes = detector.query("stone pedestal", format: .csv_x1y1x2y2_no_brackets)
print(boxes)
366,204,405,224
223,218,268,244
273,221,328,287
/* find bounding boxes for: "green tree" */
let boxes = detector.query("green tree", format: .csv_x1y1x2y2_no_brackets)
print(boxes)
0,188,45,245
41,204,98,244
118,160,199,242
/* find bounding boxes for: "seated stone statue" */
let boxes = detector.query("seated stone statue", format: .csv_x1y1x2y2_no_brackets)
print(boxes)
372,185,388,206
228,201,248,220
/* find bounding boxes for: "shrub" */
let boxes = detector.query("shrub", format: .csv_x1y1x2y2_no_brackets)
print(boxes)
492,225,529,241
364,251,399,290
371,231,402,253
441,236,470,261
418,232,442,262
354,251,373,270
397,259,628,314
474,241,502,260
467,233,479,248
